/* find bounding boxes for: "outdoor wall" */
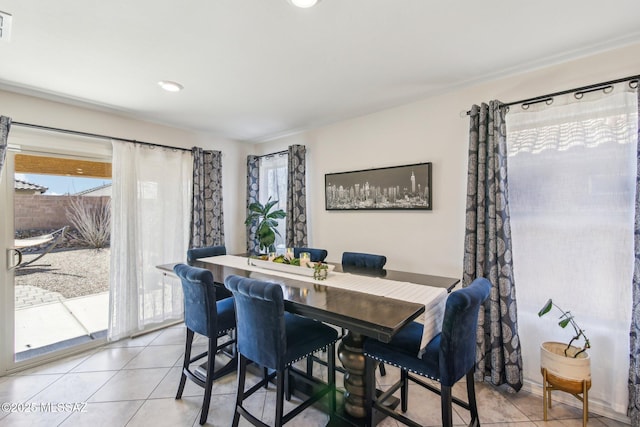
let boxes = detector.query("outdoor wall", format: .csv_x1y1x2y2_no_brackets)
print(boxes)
14,194,110,231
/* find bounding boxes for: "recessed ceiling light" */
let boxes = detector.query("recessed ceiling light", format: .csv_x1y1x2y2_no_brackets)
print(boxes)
158,80,184,92
288,0,321,8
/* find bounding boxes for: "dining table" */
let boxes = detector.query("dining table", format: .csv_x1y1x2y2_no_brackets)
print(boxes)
157,254,459,425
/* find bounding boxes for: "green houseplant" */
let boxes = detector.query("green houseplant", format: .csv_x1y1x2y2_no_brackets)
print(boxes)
538,298,591,387
245,197,286,253
538,298,590,358
537,301,592,424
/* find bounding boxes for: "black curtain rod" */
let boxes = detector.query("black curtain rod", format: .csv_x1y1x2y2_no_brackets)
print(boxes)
465,74,640,115
11,121,191,152
256,149,288,159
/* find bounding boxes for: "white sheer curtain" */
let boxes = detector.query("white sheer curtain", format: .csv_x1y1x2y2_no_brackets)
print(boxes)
506,87,637,416
259,154,288,250
109,141,192,341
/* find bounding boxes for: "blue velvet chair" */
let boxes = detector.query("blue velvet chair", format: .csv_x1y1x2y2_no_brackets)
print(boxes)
225,275,338,427
293,247,328,262
186,245,232,300
186,244,227,262
363,277,491,427
341,251,387,270
174,264,237,425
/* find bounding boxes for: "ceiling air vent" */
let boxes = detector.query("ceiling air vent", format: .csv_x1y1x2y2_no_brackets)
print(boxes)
0,11,13,42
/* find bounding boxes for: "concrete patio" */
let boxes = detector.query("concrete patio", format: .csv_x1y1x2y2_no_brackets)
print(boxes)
14,287,108,359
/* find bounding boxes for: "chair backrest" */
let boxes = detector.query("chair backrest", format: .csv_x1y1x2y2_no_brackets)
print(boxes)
187,245,226,262
174,264,221,338
225,275,286,370
293,247,328,262
438,277,491,386
341,251,387,270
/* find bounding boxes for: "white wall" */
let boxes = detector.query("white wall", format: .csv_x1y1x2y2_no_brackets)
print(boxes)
256,43,640,420
257,42,640,281
0,89,252,254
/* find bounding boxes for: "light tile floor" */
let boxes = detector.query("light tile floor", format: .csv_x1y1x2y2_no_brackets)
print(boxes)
0,324,631,427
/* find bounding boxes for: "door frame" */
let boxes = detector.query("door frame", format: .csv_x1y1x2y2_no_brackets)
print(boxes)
0,131,113,375
0,152,17,375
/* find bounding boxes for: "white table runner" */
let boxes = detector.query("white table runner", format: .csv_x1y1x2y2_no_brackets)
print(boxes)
202,255,447,354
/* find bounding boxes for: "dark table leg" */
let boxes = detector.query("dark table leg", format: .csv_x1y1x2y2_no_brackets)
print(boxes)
289,329,399,426
337,331,367,419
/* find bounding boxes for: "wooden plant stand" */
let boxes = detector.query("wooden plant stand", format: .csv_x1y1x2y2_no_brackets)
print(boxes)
541,367,591,427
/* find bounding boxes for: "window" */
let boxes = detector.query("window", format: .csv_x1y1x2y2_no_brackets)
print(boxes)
506,88,637,413
259,153,288,250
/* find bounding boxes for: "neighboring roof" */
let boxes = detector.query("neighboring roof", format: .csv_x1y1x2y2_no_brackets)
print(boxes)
74,183,112,196
14,179,48,193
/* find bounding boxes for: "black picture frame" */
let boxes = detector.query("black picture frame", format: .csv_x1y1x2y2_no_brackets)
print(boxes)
325,162,432,211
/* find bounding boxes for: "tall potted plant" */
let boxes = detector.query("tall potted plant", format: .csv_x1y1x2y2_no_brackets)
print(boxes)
538,298,591,381
245,197,286,253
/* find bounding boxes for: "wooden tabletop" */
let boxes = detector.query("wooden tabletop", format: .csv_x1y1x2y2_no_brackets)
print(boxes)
157,258,459,343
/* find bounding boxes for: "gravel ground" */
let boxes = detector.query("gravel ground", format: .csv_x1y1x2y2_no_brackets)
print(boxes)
15,248,110,299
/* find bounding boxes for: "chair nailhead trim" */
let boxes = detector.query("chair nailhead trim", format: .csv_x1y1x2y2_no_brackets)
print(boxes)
363,352,439,382
286,340,338,367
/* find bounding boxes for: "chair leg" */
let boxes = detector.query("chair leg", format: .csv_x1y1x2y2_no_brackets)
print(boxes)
327,343,336,414
441,385,453,427
306,355,314,377
400,369,409,412
379,362,386,377
285,367,291,401
199,337,216,425
176,328,195,399
364,356,376,427
230,329,237,358
275,369,285,427
232,355,248,427
466,371,479,426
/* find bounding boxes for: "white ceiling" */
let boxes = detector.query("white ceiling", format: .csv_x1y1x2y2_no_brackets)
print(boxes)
1,0,640,142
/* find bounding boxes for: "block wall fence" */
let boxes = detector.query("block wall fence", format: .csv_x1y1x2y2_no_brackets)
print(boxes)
14,194,110,231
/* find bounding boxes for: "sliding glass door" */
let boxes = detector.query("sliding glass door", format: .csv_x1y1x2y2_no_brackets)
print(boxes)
0,129,112,373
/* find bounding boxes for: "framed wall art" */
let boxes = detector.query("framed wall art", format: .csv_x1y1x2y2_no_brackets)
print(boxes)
325,162,432,211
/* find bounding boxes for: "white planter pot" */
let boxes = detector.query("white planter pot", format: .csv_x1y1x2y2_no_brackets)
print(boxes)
540,341,591,381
